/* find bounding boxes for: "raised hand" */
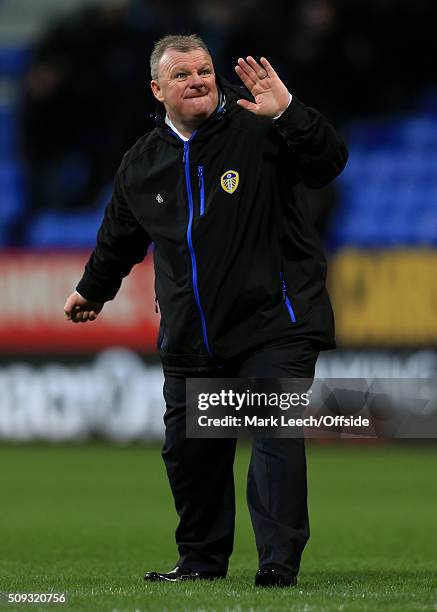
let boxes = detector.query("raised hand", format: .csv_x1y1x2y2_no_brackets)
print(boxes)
63,291,104,323
235,56,290,118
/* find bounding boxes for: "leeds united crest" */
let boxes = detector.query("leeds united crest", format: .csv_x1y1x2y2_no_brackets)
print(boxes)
220,170,239,194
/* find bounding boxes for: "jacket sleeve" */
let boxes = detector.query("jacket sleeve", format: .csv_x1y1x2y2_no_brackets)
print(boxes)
76,169,151,302
274,96,348,188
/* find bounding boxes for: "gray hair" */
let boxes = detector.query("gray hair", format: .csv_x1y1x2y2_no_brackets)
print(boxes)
150,34,211,80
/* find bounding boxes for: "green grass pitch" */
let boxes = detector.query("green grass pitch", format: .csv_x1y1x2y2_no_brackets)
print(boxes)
1,442,436,611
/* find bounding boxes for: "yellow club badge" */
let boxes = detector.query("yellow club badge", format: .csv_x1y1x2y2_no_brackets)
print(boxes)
220,170,239,194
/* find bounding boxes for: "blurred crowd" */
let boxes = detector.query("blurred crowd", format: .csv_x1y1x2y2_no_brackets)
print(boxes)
17,0,436,230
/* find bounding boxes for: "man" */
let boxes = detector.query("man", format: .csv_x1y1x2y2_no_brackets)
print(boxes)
64,34,347,587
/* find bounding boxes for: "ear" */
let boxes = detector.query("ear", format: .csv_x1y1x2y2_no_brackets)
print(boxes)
150,80,164,102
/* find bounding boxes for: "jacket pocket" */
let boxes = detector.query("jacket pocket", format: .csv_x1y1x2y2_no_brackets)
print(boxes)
198,165,205,216
157,325,168,350
281,272,296,323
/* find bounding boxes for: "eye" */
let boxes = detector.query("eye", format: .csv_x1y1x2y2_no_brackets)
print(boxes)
175,72,187,79
200,69,211,76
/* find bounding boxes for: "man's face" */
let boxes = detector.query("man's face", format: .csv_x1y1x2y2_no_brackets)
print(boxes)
151,48,218,128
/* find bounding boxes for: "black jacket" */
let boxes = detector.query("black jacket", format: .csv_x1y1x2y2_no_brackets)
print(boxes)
76,80,348,371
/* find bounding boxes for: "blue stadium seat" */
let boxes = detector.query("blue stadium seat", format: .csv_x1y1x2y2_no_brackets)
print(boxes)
0,104,17,158
0,161,27,246
401,118,437,148
413,209,437,245
331,111,437,248
0,161,26,218
0,45,32,76
26,210,104,248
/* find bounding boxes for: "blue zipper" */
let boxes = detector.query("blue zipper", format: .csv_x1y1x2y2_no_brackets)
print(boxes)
281,272,296,323
184,141,213,356
198,165,205,216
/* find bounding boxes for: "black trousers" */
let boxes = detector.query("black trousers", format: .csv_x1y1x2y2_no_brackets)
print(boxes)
161,339,319,577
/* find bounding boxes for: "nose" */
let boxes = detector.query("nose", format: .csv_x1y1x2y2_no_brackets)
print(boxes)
189,72,204,88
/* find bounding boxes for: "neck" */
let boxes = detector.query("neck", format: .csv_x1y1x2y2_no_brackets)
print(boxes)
175,124,194,139
168,115,203,139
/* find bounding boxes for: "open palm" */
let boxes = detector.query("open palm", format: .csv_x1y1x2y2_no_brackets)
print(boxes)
235,56,290,118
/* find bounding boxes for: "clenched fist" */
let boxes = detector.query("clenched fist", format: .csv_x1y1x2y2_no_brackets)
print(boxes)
63,291,104,323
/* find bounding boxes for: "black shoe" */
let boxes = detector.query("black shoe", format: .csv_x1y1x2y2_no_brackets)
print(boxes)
255,568,297,587
144,566,225,582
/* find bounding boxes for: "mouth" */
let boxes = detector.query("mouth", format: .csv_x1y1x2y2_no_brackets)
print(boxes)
184,92,208,99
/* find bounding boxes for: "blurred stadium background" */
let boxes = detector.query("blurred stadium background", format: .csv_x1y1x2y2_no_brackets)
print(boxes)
0,1,437,608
